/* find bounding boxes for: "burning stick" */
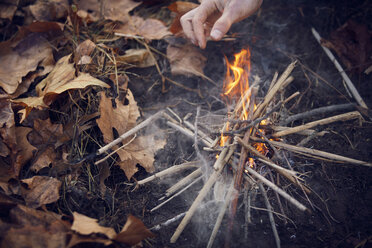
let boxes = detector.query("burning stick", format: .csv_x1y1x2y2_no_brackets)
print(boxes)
311,28,368,109
272,111,361,137
136,161,199,185
207,181,235,248
267,140,372,167
258,183,281,248
246,167,308,212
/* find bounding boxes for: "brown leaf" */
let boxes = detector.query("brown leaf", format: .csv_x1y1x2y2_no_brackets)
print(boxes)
114,215,155,246
76,0,141,23
13,54,110,122
0,1,18,20
74,39,96,65
167,43,207,77
14,127,37,177
28,118,63,147
115,15,171,40
116,49,156,68
168,1,199,35
30,146,57,172
71,212,116,239
0,99,16,156
21,176,61,208
28,0,69,22
0,22,63,95
67,234,112,248
117,134,166,180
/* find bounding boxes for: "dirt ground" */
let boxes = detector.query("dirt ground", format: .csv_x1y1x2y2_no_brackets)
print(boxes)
2,0,371,248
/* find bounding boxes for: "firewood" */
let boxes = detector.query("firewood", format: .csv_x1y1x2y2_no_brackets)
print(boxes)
163,168,202,198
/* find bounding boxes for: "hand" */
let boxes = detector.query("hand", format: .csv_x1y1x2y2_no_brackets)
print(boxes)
180,0,262,49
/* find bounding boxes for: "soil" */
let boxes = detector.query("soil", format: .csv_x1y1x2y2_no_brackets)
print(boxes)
7,0,372,248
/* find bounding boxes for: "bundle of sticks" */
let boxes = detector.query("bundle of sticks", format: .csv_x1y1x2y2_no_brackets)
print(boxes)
128,61,371,248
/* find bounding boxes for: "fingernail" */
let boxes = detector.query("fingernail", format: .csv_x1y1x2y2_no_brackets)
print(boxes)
211,29,223,40
191,38,197,45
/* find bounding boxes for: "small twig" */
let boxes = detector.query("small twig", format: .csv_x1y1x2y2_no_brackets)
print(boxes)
268,140,372,167
258,183,281,248
136,161,200,185
167,121,212,147
162,168,202,199
97,111,164,155
207,181,235,248
246,167,308,212
272,111,361,137
151,176,203,212
150,212,187,231
165,77,203,98
311,28,368,109
281,103,356,125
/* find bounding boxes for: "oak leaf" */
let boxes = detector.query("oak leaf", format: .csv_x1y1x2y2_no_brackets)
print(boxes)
28,0,69,21
116,49,156,68
167,43,207,78
0,22,62,95
114,215,155,246
0,1,18,20
168,1,199,35
21,176,62,208
71,212,116,239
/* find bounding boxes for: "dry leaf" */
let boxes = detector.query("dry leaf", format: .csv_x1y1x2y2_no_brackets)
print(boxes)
167,43,207,77
13,54,110,122
74,39,96,65
115,16,171,40
96,91,165,179
30,146,57,172
14,127,37,177
28,0,69,21
21,176,62,208
76,0,141,22
0,22,62,95
67,234,112,248
114,215,155,246
168,1,199,35
28,118,63,148
71,212,116,239
116,49,156,68
0,1,18,20
0,99,16,156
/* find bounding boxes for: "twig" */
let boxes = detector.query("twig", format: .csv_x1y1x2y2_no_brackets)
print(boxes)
97,111,164,155
246,167,308,212
166,121,212,147
254,61,297,119
311,28,368,109
258,183,281,248
268,140,372,167
151,176,203,212
207,181,235,248
272,111,361,137
165,77,203,98
162,168,202,199
270,126,328,136
150,212,187,231
185,120,214,145
136,161,200,185
170,157,227,243
281,103,356,125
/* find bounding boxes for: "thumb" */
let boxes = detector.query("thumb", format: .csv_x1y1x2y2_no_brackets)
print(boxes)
210,13,232,40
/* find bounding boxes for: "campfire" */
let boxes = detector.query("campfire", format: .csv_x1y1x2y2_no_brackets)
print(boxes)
132,47,371,247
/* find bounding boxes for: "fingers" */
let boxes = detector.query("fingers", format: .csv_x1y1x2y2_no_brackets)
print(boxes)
180,9,198,45
192,3,212,49
210,12,232,41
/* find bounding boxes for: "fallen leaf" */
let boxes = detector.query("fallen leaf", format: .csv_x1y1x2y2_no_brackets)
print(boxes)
167,43,207,77
67,234,112,248
0,99,16,156
30,146,57,172
0,1,18,20
0,22,63,95
114,215,155,246
28,0,69,21
74,39,96,65
76,0,141,22
168,1,199,35
71,212,116,239
115,16,171,40
14,127,37,177
13,54,110,122
28,118,63,148
116,49,156,68
21,176,62,208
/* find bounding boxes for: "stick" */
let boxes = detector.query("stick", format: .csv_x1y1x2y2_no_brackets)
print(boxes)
270,126,329,136
167,121,212,147
97,111,163,155
254,61,297,119
258,183,281,248
184,120,214,144
150,212,187,231
272,111,361,137
170,166,225,243
268,140,372,167
246,167,308,212
136,161,200,185
163,168,202,198
281,103,356,125
311,28,368,109
207,181,235,248
151,176,203,212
